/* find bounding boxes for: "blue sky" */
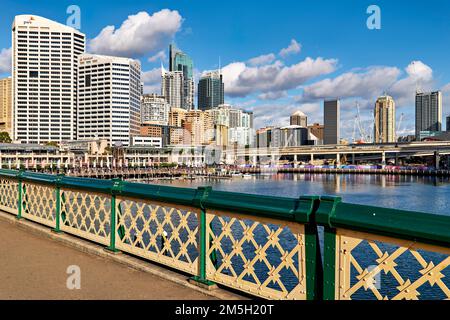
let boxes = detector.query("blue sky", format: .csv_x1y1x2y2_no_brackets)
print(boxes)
1,0,450,139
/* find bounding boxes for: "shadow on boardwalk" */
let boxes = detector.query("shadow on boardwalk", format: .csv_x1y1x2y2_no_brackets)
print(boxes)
0,218,215,300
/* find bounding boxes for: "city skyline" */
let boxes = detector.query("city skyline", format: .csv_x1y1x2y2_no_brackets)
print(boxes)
1,1,450,140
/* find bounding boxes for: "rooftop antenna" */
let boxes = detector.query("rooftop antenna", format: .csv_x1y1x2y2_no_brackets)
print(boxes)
160,61,166,76
412,61,422,94
219,56,222,75
397,113,405,140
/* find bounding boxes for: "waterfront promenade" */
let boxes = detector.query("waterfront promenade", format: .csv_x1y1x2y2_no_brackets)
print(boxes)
0,214,235,300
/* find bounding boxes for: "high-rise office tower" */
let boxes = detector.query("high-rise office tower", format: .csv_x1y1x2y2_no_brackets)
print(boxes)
169,107,187,127
169,44,194,110
0,77,12,136
229,108,242,128
241,111,254,129
415,91,442,139
77,54,141,147
161,68,184,109
323,99,340,145
184,110,209,145
12,15,85,144
290,111,308,127
198,70,224,110
308,123,324,142
374,95,396,143
447,116,450,132
141,94,170,125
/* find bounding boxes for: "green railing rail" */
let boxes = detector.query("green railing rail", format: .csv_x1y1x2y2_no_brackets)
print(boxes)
0,169,449,300
316,196,450,247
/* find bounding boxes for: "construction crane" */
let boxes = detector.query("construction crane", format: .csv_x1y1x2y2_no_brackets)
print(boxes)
352,116,358,143
355,101,370,144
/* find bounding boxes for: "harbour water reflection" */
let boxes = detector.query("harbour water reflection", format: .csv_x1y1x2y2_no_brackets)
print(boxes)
147,173,450,299
150,173,450,216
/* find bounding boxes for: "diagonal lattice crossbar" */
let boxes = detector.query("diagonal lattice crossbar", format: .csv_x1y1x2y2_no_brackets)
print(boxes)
206,212,307,300
336,229,450,300
22,182,56,228
60,189,111,246
115,197,199,275
0,178,18,215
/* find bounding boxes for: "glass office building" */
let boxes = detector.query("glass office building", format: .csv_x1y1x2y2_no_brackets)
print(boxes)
169,44,194,110
198,70,224,111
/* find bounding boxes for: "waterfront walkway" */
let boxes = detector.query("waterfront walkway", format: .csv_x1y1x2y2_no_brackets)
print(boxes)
0,216,217,300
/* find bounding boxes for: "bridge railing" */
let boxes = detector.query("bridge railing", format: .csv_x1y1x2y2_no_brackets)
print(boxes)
0,169,449,300
0,169,320,300
316,197,450,300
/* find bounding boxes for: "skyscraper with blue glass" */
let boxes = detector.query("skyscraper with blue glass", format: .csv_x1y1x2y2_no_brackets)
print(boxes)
169,44,194,110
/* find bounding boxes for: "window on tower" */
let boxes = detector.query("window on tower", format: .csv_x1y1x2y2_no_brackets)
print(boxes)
85,74,91,87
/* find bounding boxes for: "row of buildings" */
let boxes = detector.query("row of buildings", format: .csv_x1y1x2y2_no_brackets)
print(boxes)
0,15,252,149
308,91,447,146
0,15,449,151
259,90,449,149
373,91,446,143
138,103,254,147
255,110,325,148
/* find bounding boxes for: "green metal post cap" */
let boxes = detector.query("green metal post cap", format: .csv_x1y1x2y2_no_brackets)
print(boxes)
111,178,124,195
293,195,321,223
315,196,342,226
17,169,25,179
55,173,65,187
192,186,212,209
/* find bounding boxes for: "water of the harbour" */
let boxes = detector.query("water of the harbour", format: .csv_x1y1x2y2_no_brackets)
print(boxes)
149,173,450,216
137,174,450,299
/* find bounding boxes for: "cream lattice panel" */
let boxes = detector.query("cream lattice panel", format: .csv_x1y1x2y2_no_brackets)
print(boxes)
206,212,307,300
22,182,56,228
0,178,18,215
335,229,450,300
115,197,199,275
60,189,111,246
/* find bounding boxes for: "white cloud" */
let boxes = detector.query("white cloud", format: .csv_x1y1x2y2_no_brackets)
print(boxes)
300,61,434,107
279,39,301,58
250,102,322,129
142,68,161,83
89,10,182,58
142,67,162,94
143,84,161,94
441,83,450,93
258,91,288,100
0,47,11,74
301,66,401,102
148,50,167,63
295,61,436,140
222,57,337,98
389,61,434,106
248,53,276,66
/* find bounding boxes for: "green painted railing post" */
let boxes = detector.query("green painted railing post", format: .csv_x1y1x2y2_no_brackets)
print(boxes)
107,178,123,252
315,196,342,300
322,226,337,300
191,186,215,287
296,196,322,300
16,170,25,220
52,174,64,233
